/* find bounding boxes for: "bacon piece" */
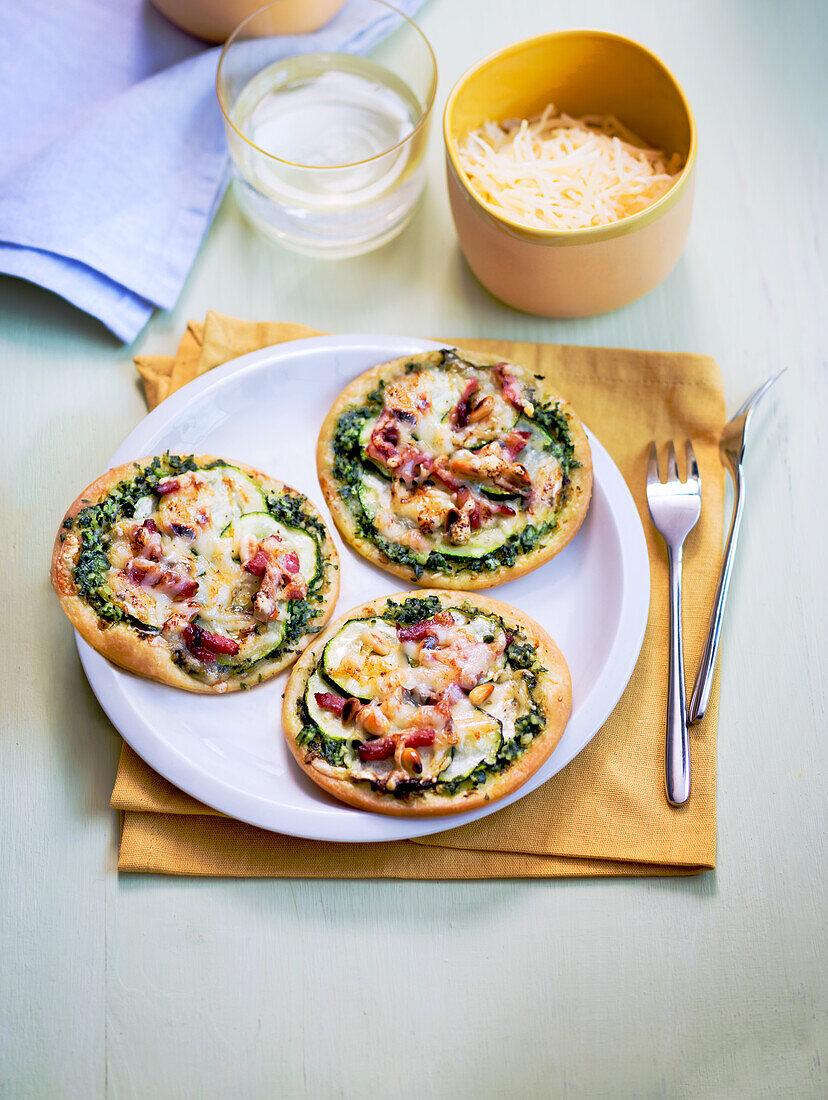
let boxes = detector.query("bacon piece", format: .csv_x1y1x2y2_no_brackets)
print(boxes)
128,560,162,586
341,698,363,722
447,484,493,544
397,451,433,489
182,623,240,661
193,626,239,655
132,518,163,561
252,538,308,621
127,559,199,599
169,523,196,540
243,550,268,576
437,683,464,715
403,729,436,748
455,486,481,530
157,572,199,599
474,492,516,520
314,692,346,716
429,456,462,491
366,413,402,470
155,477,181,495
282,580,307,601
357,737,395,761
493,363,532,413
397,611,455,642
501,429,532,460
405,687,463,738
358,729,436,763
162,606,199,636
282,551,300,575
449,378,479,429
444,482,518,544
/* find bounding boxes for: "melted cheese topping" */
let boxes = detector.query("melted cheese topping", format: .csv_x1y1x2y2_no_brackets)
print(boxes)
307,608,541,792
359,360,564,555
101,465,316,681
363,475,519,559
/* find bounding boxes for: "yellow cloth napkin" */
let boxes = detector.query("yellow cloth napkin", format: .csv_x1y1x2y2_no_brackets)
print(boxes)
117,311,725,877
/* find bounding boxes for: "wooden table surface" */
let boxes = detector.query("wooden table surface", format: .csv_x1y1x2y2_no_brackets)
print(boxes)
2,1,826,1096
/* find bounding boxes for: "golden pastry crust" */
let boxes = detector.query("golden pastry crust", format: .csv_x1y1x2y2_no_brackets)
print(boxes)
317,348,593,590
282,589,571,815
51,455,339,693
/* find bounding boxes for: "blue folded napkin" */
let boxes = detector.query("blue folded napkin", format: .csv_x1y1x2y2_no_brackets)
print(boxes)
0,0,427,343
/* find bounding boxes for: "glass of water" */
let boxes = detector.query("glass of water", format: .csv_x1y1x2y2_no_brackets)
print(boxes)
217,0,437,258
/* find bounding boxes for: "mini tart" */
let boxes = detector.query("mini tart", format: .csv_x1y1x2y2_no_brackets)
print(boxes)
317,347,592,589
51,454,339,693
282,589,571,816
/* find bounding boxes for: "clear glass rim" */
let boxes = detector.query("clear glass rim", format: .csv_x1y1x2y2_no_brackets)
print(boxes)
216,0,438,170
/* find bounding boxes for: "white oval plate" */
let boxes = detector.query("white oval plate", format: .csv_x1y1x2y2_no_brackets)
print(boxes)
77,335,649,842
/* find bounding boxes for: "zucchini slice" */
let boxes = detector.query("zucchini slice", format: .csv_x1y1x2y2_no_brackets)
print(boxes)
479,485,521,502
511,417,564,470
358,472,519,562
474,678,525,745
356,473,385,523
439,697,502,783
321,617,405,701
108,571,171,631
359,417,375,453
305,671,351,741
430,523,514,558
222,512,320,583
218,615,286,665
357,475,430,564
189,465,268,534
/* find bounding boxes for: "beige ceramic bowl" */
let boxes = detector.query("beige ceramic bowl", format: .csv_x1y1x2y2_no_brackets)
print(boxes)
443,30,697,317
150,0,347,43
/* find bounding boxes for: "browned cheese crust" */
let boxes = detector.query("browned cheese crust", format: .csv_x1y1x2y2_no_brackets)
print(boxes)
51,455,339,693
282,589,571,816
316,348,593,590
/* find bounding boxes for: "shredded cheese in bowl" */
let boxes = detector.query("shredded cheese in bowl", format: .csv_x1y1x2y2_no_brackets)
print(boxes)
456,104,684,231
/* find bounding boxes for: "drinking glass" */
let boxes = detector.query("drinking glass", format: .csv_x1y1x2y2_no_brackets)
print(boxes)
217,0,437,257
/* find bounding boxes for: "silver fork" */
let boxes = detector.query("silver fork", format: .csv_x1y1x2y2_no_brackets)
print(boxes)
688,369,786,723
646,441,702,806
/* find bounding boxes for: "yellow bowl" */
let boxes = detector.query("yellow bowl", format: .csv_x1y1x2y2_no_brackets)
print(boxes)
443,30,697,317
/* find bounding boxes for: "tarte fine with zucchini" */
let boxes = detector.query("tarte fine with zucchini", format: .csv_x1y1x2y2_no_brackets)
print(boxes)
317,348,593,589
51,454,339,693
282,590,571,815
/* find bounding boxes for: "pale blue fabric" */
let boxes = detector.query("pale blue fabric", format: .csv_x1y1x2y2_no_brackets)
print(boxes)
0,0,426,342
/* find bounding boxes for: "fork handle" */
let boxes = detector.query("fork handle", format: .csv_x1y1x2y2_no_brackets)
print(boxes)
689,464,745,724
666,544,691,806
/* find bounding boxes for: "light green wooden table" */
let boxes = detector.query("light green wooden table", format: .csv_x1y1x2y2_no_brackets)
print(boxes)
2,2,826,1097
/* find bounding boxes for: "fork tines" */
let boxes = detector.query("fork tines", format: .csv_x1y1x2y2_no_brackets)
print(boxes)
648,440,700,488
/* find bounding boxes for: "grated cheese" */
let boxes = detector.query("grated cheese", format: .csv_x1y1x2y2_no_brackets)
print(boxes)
456,104,683,230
